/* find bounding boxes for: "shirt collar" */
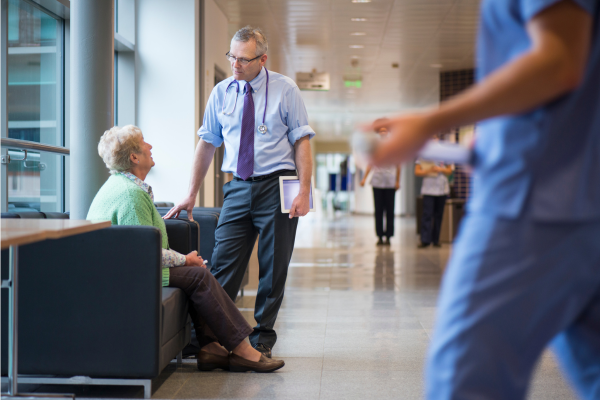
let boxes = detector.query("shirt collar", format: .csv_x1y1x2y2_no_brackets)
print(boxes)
240,67,266,94
117,171,154,202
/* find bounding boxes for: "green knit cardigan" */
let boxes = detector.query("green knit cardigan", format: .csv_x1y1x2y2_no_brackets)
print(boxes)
87,174,171,286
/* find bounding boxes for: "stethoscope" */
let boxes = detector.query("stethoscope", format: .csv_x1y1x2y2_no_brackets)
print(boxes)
221,68,269,134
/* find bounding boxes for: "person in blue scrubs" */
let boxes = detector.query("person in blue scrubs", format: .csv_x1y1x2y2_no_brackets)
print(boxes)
165,26,315,358
370,1,600,398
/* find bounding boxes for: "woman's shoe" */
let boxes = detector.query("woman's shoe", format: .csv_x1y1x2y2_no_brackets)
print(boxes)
228,353,285,373
197,350,230,371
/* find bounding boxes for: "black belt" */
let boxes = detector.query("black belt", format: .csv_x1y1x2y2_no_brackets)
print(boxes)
234,169,296,182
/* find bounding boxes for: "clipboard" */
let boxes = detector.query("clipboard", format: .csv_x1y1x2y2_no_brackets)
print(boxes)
279,176,316,213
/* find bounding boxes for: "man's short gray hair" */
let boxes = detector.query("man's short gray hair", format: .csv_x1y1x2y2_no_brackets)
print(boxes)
97,125,143,173
231,26,268,56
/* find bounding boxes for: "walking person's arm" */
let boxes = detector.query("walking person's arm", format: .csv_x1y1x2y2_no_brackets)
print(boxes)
370,1,592,165
395,166,401,190
163,139,217,221
289,136,313,218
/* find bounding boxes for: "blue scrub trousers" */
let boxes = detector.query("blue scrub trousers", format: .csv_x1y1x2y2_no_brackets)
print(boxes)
210,170,299,349
426,213,600,399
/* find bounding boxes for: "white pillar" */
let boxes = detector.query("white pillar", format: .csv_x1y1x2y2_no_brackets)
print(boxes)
70,0,114,219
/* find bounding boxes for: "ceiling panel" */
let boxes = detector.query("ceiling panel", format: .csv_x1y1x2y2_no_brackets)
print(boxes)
213,0,480,139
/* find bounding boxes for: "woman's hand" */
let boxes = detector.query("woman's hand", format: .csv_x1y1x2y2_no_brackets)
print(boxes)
185,251,206,268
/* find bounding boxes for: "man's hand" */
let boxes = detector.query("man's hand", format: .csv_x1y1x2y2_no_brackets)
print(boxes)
395,182,400,191
184,251,206,267
289,192,310,218
360,178,367,187
163,195,196,221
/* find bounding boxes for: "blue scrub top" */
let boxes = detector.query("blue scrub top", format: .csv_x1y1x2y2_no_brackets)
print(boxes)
198,67,315,178
471,0,600,221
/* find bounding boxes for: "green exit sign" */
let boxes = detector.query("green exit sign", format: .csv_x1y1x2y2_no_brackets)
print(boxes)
344,80,362,88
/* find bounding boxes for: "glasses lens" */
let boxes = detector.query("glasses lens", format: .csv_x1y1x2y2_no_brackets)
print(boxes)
227,54,250,66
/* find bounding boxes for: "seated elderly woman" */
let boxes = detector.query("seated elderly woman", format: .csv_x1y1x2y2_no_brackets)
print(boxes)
87,125,284,373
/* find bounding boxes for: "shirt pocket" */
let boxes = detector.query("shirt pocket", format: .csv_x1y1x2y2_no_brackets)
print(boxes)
256,112,288,143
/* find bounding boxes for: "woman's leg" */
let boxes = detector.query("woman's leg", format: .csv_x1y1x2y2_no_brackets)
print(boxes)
384,188,396,239
432,195,447,245
373,188,385,240
168,266,254,352
421,195,434,245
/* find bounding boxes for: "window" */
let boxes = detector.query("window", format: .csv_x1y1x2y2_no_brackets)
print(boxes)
5,0,65,212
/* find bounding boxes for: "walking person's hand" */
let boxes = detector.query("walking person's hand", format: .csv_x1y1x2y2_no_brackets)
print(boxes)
163,195,196,221
368,113,435,167
184,251,206,267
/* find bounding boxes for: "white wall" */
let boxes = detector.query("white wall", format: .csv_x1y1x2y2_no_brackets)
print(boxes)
135,0,198,203
201,0,230,207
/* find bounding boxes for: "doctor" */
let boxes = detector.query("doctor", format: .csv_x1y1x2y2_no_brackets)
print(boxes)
165,26,315,358
370,1,599,399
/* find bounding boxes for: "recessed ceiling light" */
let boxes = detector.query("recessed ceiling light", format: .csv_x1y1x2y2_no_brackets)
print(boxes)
351,18,367,21
350,32,366,36
352,0,371,3
349,45,364,49
430,63,443,68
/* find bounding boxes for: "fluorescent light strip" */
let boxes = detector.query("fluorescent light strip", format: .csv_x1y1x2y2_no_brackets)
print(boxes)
349,45,364,48
350,32,366,36
351,18,367,21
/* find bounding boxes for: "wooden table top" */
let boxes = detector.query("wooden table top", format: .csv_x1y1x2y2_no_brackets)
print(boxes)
1,219,112,250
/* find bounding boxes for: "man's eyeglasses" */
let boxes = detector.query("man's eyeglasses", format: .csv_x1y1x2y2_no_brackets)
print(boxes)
226,52,263,66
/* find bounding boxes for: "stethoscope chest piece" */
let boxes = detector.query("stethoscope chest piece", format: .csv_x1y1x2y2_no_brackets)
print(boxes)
258,124,268,134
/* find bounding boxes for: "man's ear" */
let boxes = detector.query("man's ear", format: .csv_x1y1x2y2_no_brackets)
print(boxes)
130,153,139,164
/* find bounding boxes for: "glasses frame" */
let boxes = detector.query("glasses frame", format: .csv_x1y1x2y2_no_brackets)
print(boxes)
225,51,264,66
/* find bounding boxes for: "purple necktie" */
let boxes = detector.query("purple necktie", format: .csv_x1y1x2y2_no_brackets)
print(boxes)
237,82,255,180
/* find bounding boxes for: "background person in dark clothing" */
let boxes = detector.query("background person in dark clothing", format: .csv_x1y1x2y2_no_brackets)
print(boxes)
360,125,401,246
415,159,452,248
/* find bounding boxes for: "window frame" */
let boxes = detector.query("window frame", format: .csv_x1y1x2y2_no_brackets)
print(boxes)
1,0,68,213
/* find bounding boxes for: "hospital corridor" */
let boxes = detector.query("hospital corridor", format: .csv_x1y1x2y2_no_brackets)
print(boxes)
2,0,600,399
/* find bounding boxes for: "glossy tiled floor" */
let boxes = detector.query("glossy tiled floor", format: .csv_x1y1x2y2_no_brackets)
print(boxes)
16,214,577,399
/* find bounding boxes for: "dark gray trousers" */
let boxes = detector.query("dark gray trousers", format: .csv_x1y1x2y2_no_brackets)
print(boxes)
211,170,299,349
168,266,253,351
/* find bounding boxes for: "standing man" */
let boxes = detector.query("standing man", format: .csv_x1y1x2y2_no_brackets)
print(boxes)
370,1,599,399
165,26,315,358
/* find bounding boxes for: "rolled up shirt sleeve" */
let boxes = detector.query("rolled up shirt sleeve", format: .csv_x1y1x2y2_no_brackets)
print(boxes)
162,248,186,268
284,85,316,145
197,88,224,147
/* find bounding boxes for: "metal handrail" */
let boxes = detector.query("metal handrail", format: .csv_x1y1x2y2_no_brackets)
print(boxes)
1,138,70,155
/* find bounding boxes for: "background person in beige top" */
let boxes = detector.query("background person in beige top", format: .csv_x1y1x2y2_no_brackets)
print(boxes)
360,122,401,246
415,155,452,248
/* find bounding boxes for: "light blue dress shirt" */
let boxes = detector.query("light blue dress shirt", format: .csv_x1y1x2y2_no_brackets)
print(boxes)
198,67,315,178
470,0,600,221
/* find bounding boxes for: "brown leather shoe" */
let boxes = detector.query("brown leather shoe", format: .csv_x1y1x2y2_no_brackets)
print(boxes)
228,353,285,373
197,350,229,371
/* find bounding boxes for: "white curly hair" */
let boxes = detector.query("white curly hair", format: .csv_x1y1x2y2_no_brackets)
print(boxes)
97,125,143,173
